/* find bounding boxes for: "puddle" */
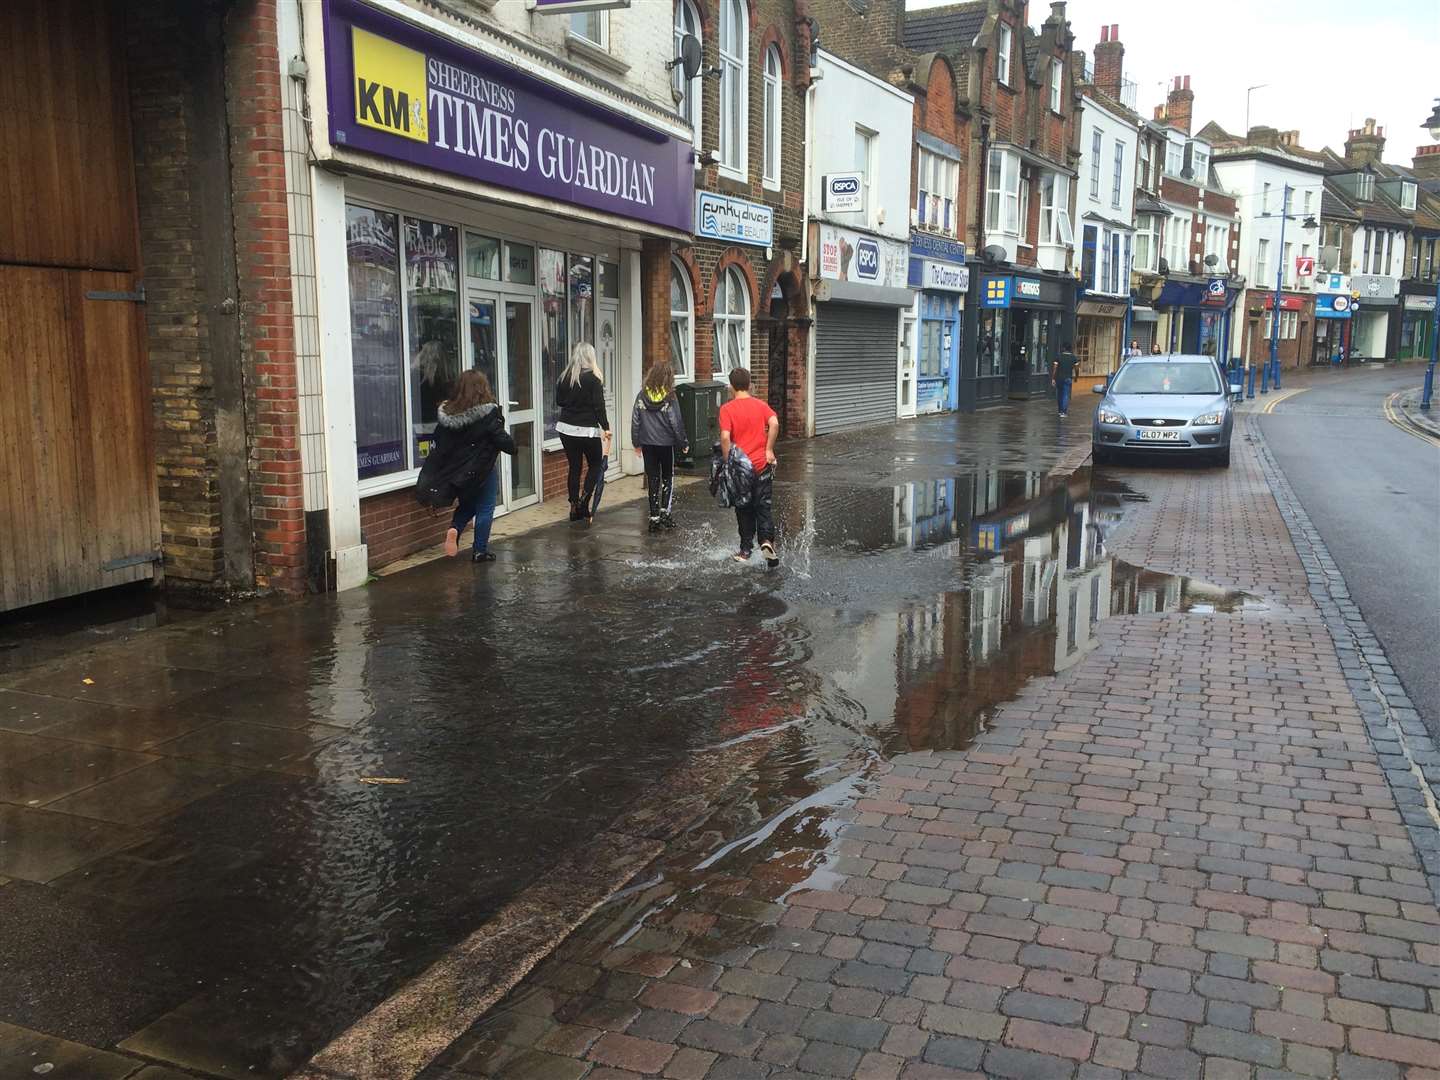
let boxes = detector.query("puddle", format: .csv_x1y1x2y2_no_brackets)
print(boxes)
0,456,1269,1077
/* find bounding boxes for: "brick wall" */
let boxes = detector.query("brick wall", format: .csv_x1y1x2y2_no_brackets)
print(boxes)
126,1,226,587
225,0,305,592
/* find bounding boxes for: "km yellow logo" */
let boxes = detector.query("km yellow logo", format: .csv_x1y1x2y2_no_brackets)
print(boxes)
352,27,428,143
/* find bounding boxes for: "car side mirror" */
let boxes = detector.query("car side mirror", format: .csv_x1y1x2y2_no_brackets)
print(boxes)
1091,383,1107,394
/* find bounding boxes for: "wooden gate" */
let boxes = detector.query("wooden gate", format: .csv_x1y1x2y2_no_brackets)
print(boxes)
0,0,159,611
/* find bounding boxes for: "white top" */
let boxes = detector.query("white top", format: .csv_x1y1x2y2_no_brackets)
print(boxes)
557,422,605,439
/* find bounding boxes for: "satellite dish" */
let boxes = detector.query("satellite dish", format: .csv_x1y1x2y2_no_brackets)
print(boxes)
982,244,1007,263
1203,253,1219,267
669,34,703,81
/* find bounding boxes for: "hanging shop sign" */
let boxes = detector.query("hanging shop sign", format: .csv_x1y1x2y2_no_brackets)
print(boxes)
695,191,773,247
817,225,908,288
1295,256,1314,278
981,276,1012,308
1202,277,1227,307
323,0,691,232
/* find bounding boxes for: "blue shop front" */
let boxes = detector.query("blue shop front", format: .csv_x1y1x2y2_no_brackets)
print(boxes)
1156,276,1241,361
907,233,968,414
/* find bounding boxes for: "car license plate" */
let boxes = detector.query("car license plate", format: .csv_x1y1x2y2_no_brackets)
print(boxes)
1137,429,1181,441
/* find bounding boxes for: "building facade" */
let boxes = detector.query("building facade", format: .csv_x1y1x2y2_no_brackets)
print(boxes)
671,0,811,437
905,0,1082,410
1073,75,1138,377
805,48,916,435
288,0,694,582
1212,146,1326,370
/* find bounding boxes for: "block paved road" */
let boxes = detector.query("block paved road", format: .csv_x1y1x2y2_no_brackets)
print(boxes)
417,410,1440,1079
1259,366,1440,744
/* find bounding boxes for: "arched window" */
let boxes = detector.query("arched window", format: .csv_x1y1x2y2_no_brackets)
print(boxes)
713,266,750,373
673,0,702,151
762,45,782,188
717,0,747,176
669,258,693,379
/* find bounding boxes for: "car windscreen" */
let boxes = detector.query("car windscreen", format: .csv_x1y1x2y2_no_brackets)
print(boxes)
1110,362,1221,395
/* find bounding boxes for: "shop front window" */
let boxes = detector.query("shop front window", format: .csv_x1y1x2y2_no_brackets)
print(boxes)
466,233,500,280
348,206,405,480
405,218,460,466
539,248,568,441
506,242,535,284
713,266,750,373
979,309,1007,378
669,258,693,379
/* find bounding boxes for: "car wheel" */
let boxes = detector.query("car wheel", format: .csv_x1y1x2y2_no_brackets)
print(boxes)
1092,446,1111,466
1213,446,1231,469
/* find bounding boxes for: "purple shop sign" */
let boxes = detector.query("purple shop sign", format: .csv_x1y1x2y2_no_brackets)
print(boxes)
322,0,692,233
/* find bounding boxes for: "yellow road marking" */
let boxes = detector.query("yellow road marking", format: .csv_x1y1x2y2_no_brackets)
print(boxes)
1383,391,1440,448
1260,387,1308,414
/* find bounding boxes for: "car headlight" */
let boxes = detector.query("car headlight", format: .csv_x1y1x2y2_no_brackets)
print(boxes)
1192,411,1224,426
1098,408,1127,425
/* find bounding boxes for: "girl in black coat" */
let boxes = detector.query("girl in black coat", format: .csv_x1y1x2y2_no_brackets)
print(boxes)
554,341,610,524
427,370,514,563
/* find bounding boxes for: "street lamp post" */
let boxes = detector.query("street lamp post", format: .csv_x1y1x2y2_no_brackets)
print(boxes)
1421,98,1440,411
1268,184,1291,392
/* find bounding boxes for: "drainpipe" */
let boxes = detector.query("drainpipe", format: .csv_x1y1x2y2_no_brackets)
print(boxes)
797,15,820,271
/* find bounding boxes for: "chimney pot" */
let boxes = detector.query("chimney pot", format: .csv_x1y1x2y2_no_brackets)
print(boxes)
1111,22,1118,36
1100,25,1108,42
1183,74,1190,90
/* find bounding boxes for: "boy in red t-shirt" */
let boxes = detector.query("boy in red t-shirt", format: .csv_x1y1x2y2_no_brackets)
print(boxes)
717,368,780,567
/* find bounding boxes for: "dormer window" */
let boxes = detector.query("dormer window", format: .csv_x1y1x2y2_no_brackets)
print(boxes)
997,23,1012,87
1356,173,1374,201
1401,181,1417,211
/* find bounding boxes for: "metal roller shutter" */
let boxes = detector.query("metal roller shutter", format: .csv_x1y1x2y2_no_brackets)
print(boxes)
814,302,898,435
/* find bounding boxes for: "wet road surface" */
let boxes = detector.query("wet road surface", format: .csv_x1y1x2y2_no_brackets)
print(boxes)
0,402,1268,1078
1259,366,1440,744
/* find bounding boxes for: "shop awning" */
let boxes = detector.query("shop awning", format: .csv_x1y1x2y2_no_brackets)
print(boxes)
1131,305,1158,323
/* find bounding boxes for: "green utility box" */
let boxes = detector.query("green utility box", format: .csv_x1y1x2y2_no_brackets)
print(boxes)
675,380,727,468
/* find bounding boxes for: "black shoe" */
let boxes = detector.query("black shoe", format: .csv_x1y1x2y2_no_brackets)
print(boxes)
569,502,584,522
648,516,661,533
472,551,495,563
760,541,779,569
660,512,676,529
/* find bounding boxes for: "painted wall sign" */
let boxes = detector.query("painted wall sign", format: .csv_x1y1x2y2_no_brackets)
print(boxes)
823,172,864,213
817,224,908,288
322,0,692,232
1261,295,1304,311
1350,274,1399,303
917,259,969,293
695,191,773,247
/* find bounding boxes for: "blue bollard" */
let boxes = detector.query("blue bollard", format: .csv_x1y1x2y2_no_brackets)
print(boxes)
1247,364,1257,400
1272,359,1282,391
1260,360,1270,394
1422,361,1435,411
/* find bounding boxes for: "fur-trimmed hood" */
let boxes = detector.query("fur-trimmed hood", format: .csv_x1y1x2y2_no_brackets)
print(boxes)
436,401,499,428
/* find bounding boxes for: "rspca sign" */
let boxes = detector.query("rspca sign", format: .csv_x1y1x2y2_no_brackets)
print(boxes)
695,192,773,247
854,239,881,280
823,172,864,213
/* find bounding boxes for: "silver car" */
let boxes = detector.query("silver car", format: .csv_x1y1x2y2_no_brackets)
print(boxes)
1091,354,1234,468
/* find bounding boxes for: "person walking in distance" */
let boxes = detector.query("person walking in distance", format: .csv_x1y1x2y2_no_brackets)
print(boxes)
555,342,610,524
1051,340,1079,418
427,370,515,563
1151,341,1164,355
718,367,780,567
630,359,689,532
1126,339,1142,360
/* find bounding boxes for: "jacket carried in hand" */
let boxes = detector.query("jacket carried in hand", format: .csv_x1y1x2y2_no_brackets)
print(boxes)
630,387,688,449
414,401,515,508
708,442,756,509
555,370,610,431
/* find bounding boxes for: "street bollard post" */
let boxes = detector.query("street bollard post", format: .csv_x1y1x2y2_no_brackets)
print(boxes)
1247,363,1257,399
1423,277,1439,411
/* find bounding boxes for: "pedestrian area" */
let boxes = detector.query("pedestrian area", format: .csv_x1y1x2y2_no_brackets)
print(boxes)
1,402,1437,1080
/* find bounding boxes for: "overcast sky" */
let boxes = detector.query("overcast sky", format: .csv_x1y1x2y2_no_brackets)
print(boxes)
908,0,1440,162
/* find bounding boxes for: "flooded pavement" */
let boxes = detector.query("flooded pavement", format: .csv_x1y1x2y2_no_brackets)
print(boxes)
0,406,1277,1078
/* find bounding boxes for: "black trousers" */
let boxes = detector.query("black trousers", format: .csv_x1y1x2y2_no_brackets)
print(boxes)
640,445,675,517
559,433,603,509
735,466,775,553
